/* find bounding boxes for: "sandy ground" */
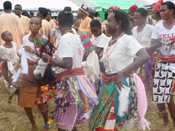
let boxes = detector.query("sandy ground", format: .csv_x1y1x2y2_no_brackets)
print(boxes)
0,77,175,131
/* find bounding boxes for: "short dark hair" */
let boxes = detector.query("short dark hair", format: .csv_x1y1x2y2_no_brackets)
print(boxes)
3,1,12,10
162,1,175,13
114,10,131,34
63,7,72,12
30,16,42,25
58,10,73,27
136,8,148,17
90,19,101,28
22,10,30,18
38,7,49,18
14,4,22,10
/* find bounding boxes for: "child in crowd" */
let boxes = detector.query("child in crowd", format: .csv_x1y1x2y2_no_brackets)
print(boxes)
0,31,20,82
0,31,20,103
90,19,110,59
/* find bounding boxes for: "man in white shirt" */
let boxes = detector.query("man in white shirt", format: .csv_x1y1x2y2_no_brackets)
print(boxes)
132,8,154,48
132,8,154,89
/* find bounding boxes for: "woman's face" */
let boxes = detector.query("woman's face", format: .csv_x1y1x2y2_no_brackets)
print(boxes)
106,13,118,35
29,17,41,34
91,26,101,37
160,5,174,20
134,12,146,26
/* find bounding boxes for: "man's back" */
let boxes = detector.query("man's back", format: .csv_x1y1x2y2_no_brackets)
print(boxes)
0,12,22,47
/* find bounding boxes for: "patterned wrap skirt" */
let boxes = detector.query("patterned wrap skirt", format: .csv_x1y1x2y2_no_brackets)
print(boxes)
89,77,137,131
153,62,175,103
54,76,98,131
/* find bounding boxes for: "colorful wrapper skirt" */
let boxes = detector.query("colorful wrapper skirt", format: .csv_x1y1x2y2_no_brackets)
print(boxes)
89,77,137,131
54,76,98,131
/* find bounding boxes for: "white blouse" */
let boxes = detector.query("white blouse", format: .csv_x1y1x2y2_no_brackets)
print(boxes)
101,34,143,74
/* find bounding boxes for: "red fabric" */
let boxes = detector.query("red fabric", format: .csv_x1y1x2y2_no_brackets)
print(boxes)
80,33,93,49
102,73,118,84
107,113,116,120
81,33,91,40
0,62,4,74
83,41,93,48
152,0,163,13
56,67,85,80
129,5,138,12
170,37,175,43
158,55,175,62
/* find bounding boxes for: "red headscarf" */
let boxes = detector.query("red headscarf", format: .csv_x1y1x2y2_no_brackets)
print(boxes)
129,5,138,12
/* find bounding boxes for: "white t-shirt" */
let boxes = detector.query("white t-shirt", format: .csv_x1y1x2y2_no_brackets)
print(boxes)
151,20,175,55
132,24,153,47
92,33,110,48
56,32,84,68
101,34,143,74
0,42,18,63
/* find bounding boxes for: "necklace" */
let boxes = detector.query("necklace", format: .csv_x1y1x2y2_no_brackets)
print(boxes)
104,33,124,59
108,33,124,47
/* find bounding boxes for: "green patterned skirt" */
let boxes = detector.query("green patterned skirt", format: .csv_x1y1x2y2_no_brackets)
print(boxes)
89,77,137,130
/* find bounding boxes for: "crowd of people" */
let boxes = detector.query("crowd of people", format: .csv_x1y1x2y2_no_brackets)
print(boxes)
0,0,175,131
